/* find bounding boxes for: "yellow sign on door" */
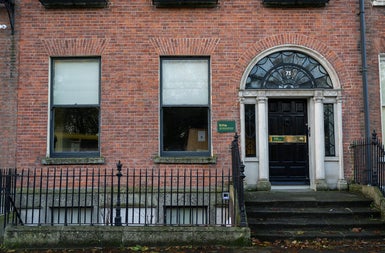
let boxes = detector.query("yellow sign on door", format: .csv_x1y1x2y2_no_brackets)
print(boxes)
269,135,307,143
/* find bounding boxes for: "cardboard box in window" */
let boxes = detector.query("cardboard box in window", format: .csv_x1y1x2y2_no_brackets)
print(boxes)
186,128,208,151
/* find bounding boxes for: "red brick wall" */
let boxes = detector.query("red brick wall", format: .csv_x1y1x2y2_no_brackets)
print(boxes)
0,8,17,168
10,0,365,181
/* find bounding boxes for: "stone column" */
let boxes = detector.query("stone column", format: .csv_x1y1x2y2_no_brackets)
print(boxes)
256,94,271,191
239,98,246,159
336,96,348,190
314,92,328,190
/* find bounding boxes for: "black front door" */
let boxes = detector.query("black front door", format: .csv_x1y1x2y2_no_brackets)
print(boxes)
268,99,309,185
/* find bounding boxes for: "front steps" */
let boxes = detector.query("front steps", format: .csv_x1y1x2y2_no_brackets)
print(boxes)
245,191,385,241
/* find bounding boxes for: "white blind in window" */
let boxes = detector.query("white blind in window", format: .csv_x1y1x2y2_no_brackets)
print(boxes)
53,59,99,105
162,59,209,105
380,57,385,106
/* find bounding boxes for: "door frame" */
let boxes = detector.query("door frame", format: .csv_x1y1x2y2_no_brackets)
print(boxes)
239,89,344,191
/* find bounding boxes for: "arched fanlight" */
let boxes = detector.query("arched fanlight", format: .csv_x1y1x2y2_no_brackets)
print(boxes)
246,51,332,89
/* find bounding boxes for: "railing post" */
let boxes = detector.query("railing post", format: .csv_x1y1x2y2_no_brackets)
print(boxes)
115,161,122,226
231,134,239,191
239,162,247,227
4,169,11,227
231,133,247,227
372,130,378,186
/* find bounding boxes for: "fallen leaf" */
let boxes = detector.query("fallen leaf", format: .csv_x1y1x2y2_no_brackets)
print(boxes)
352,227,363,233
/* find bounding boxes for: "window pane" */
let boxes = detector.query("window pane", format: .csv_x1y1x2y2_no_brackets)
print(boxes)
245,104,256,157
165,207,207,225
380,56,385,138
162,107,208,152
53,59,99,105
53,107,99,152
162,59,209,105
380,57,385,105
324,104,335,156
246,51,332,89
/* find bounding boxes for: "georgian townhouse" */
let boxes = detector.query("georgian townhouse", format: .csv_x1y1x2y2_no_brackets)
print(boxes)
0,0,377,192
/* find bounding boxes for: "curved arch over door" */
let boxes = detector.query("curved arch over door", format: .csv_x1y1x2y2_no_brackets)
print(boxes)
245,51,332,89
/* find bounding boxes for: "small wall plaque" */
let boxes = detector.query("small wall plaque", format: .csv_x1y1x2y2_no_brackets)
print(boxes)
217,120,236,133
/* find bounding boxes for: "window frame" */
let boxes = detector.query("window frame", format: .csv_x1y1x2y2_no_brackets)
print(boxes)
49,57,101,158
323,103,336,157
379,54,385,141
244,104,256,158
160,56,211,157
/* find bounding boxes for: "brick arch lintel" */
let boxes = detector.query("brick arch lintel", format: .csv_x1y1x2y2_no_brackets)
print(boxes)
234,33,350,91
41,38,110,56
150,37,220,55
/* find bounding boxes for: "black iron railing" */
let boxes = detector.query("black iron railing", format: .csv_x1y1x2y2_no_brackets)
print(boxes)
0,136,247,228
231,134,247,227
352,130,385,195
0,166,233,227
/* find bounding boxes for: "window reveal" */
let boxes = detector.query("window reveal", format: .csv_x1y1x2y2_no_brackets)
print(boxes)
51,58,100,157
161,58,210,156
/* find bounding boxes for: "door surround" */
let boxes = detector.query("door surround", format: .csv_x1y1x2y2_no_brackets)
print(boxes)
238,45,346,191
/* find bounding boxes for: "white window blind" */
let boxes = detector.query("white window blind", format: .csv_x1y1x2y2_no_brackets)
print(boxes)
53,59,99,105
162,59,209,105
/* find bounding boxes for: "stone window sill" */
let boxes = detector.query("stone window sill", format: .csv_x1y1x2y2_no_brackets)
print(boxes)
153,156,217,164
41,157,105,165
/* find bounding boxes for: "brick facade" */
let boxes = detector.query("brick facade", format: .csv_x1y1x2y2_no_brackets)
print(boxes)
1,0,379,186
0,7,17,168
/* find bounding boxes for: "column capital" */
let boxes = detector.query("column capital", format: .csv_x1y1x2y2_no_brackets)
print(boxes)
313,94,324,103
256,96,268,104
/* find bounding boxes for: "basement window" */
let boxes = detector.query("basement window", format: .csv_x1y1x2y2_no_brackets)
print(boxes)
164,206,207,225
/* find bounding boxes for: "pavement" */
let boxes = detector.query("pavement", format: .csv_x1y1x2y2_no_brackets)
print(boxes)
7,239,385,253
6,191,385,252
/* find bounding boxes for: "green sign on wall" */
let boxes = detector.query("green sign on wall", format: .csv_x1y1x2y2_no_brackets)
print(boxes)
217,120,236,133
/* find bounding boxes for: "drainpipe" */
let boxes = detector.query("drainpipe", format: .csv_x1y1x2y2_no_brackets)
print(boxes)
359,0,370,139
359,0,372,184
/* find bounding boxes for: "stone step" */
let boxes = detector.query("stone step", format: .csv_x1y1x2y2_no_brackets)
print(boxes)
252,228,385,241
245,191,385,241
245,200,373,208
246,207,381,219
245,193,373,208
248,217,385,230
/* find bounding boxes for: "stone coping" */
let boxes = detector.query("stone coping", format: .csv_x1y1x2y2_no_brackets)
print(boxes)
3,226,251,248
